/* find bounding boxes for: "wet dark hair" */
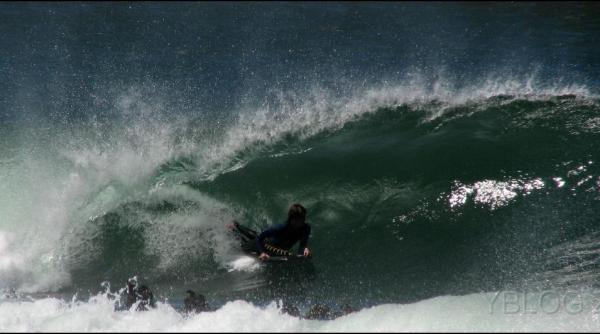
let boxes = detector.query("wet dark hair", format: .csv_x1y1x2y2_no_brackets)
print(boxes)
287,203,306,223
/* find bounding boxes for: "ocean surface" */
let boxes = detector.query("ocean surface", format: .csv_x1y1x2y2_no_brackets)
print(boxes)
2,2,600,331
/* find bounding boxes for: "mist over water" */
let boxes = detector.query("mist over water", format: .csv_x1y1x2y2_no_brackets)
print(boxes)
2,2,600,331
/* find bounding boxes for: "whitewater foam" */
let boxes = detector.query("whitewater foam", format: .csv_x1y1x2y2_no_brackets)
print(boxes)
196,73,596,181
1,290,600,332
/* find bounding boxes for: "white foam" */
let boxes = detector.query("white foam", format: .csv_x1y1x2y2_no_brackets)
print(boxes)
194,73,596,181
225,256,260,273
0,89,231,293
1,290,600,332
553,177,566,188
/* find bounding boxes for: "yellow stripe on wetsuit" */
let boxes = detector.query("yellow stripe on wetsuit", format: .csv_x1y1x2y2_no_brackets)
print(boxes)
264,243,292,257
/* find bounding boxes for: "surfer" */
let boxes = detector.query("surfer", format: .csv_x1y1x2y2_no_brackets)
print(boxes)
135,285,156,311
183,290,210,313
281,302,301,317
124,278,138,309
304,304,333,320
120,278,156,311
228,203,312,261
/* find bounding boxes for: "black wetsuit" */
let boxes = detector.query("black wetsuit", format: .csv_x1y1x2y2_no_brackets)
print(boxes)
232,222,311,256
256,223,311,256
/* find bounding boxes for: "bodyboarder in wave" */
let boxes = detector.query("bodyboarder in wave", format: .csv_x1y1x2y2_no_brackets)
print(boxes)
228,203,312,261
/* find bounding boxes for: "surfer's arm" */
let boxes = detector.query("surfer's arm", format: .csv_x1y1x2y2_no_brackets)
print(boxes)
297,225,311,256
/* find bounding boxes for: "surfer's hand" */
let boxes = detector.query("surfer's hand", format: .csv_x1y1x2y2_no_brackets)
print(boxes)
259,252,270,261
303,248,311,257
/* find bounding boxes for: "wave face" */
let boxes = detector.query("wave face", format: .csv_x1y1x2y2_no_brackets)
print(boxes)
2,2,600,331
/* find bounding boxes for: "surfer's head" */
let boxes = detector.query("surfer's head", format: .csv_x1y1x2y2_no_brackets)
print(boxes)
287,203,306,228
127,277,137,292
185,290,196,299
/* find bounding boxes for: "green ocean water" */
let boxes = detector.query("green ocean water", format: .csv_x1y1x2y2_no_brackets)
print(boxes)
2,2,600,323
